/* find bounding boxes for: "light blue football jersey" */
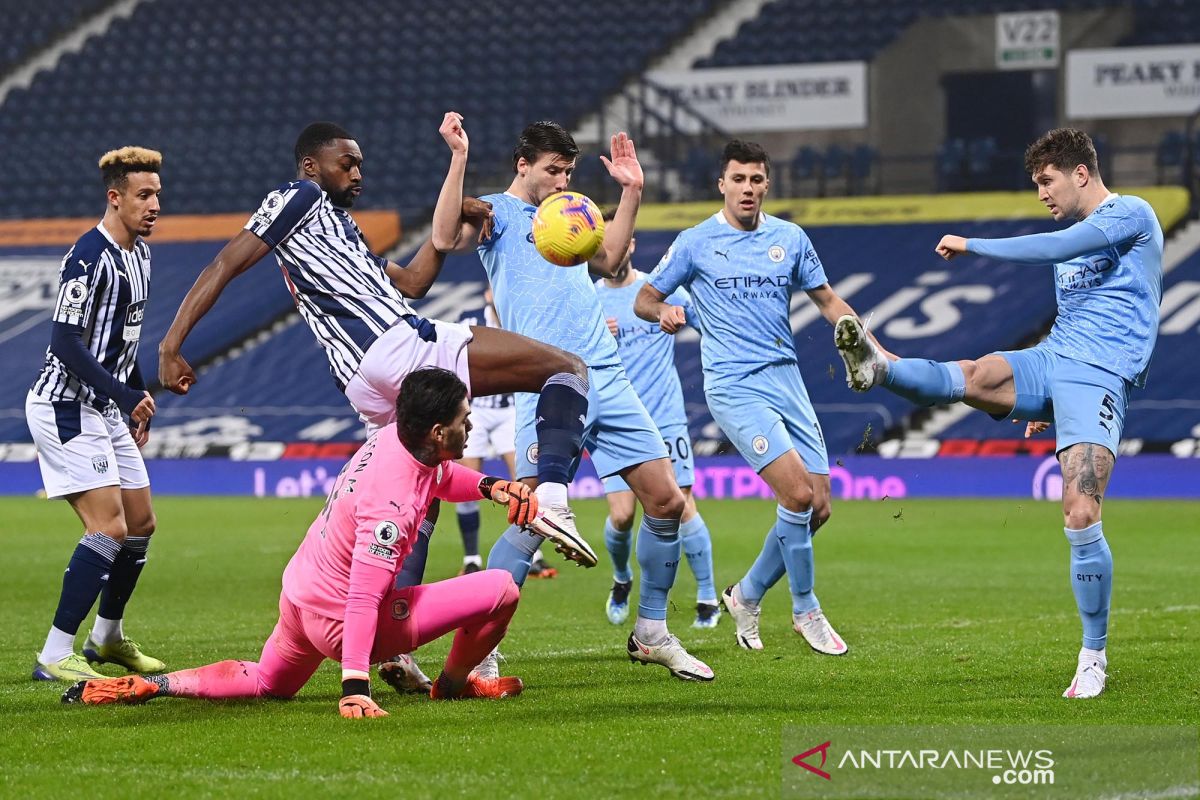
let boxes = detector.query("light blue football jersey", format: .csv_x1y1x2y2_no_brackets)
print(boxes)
648,211,828,389
595,270,691,429
1048,195,1162,387
477,192,619,368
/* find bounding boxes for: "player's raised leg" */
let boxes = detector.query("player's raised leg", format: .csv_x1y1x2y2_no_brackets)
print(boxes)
1059,442,1115,699
620,457,712,682
834,315,1017,417
467,325,594,562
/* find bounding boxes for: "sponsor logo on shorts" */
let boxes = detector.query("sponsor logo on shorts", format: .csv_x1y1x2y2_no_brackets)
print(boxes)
91,455,109,474
526,443,539,465
768,245,786,263
752,435,769,455
374,520,400,546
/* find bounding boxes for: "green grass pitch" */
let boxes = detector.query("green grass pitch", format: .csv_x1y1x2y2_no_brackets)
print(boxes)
1,497,1196,797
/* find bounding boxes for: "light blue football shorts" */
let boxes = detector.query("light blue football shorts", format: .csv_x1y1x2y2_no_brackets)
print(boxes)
705,362,829,475
602,421,694,494
994,345,1131,457
515,363,669,481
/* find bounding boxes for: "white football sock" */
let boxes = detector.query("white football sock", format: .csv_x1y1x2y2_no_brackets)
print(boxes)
535,482,568,507
39,626,76,665
91,615,124,646
634,616,669,645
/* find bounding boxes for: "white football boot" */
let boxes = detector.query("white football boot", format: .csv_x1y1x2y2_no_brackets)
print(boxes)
793,609,849,656
721,583,764,651
526,505,598,568
377,653,433,694
1063,648,1107,699
834,315,888,392
471,648,505,681
627,633,714,682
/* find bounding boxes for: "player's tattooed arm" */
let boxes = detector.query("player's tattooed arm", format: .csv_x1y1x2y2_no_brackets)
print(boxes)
1058,443,1114,507
158,230,271,394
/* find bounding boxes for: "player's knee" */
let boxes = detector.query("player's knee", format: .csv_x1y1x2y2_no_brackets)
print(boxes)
777,484,814,514
100,517,128,543
1063,505,1100,531
609,507,636,532
128,511,156,537
644,489,685,521
546,349,586,382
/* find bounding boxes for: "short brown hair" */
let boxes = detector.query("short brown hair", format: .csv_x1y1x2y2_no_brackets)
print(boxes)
98,146,162,191
720,139,770,178
1023,128,1098,178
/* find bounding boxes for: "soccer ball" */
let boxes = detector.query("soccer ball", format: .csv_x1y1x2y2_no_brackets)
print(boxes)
532,191,606,266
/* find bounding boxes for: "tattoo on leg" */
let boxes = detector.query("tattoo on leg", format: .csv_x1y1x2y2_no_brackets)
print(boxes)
1059,444,1114,507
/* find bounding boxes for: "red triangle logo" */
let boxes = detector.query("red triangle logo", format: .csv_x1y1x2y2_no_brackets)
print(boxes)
792,741,832,780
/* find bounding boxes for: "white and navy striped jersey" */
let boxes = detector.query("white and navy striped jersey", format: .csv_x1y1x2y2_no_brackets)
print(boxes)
457,303,512,410
245,180,415,390
31,224,151,408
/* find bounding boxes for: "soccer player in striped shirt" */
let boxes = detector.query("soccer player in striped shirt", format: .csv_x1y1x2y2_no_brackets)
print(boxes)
27,147,163,682
64,368,534,714
157,120,597,688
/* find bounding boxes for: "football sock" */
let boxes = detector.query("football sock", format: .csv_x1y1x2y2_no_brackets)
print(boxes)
635,514,681,621
96,535,151,640
163,660,261,699
604,516,634,583
39,627,76,665
775,506,820,615
883,358,965,406
395,518,434,589
535,481,568,509
633,616,669,645
456,501,481,558
1066,522,1112,650
739,527,786,605
487,524,542,587
41,532,121,663
534,372,588,486
680,513,717,603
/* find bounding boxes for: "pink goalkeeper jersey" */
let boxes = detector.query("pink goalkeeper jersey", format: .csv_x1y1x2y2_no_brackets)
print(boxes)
281,424,485,672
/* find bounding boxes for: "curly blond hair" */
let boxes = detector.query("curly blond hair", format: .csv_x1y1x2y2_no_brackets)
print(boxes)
98,146,162,190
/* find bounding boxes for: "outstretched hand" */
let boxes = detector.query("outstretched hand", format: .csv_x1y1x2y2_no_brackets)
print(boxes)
439,111,468,156
483,478,538,526
599,132,643,190
935,235,968,261
339,694,388,719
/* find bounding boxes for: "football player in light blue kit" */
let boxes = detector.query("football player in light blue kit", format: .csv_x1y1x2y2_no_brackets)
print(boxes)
637,140,886,656
835,128,1162,699
431,113,713,682
595,217,719,630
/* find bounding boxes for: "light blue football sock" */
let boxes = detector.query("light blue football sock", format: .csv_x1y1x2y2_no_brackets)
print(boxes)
486,524,542,588
1066,522,1112,650
738,525,786,605
634,514,681,621
604,516,634,584
775,505,819,615
884,358,965,406
680,514,717,603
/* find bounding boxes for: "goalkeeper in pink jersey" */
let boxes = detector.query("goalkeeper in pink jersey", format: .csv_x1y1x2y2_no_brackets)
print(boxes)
63,368,537,717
